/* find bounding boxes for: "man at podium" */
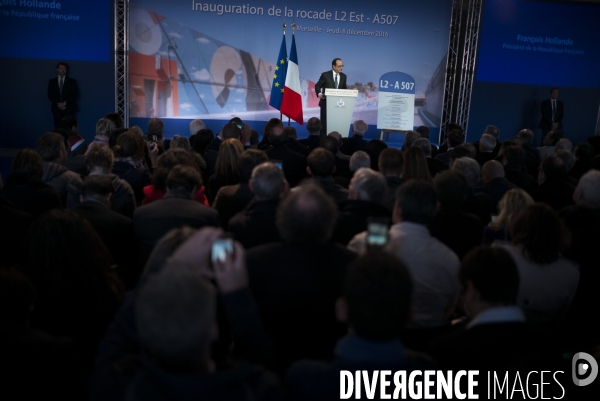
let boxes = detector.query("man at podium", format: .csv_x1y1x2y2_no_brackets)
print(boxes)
315,58,347,137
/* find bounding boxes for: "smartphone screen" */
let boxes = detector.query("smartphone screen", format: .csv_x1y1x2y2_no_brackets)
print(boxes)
367,222,388,247
211,238,234,264
490,214,498,222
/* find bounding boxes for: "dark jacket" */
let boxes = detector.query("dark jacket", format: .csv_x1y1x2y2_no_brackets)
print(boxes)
67,173,136,218
332,200,392,245
229,199,281,249
0,172,61,217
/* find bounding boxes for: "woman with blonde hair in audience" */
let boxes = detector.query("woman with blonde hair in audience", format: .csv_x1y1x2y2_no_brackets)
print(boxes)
483,188,533,244
401,147,432,183
207,138,244,204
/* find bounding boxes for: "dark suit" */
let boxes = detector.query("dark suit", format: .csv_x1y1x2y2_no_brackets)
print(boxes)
315,70,347,135
266,143,306,187
133,191,219,266
48,76,78,128
297,134,321,151
246,242,356,372
341,134,367,156
72,201,139,289
539,98,564,132
228,199,281,249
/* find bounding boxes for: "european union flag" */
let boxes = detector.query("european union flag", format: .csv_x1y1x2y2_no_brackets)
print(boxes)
269,35,287,111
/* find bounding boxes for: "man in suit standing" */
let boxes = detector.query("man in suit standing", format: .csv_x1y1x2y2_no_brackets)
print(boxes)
315,58,347,137
538,88,564,144
48,63,78,128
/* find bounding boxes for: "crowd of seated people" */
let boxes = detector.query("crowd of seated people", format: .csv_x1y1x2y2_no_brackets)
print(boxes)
2,116,600,399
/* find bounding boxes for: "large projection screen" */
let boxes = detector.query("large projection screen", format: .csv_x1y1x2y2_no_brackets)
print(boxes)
129,0,453,133
467,0,600,145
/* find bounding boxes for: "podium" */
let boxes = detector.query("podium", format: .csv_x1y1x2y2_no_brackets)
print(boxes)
324,89,358,138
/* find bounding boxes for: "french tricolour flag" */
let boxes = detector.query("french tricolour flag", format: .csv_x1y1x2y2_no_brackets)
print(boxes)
280,34,304,125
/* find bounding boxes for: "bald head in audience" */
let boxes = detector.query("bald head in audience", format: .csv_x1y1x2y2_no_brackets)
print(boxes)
481,160,505,184
574,170,600,207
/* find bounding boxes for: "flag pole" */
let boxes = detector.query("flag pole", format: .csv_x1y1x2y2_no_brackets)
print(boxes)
290,20,294,128
280,20,285,123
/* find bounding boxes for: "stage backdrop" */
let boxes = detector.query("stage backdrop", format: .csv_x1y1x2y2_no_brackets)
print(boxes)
129,0,453,136
467,0,600,146
0,0,114,149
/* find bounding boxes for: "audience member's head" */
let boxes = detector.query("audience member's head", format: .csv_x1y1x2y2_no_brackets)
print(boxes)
306,117,321,135
307,148,335,177
249,162,286,201
284,126,298,141
481,160,505,183
349,168,387,204
496,140,515,160
327,131,342,148
401,147,432,183
349,151,370,172
452,157,481,189
538,155,567,184
104,112,124,129
221,122,242,141
113,130,145,161
483,125,500,140
108,128,129,149
365,140,388,171
80,175,115,206
152,149,200,191
166,165,203,197
378,148,403,177
96,118,116,137
416,125,430,139
268,122,287,146
86,145,115,174
191,129,214,154
511,204,563,264
36,132,67,164
515,129,534,148
449,144,475,168
169,136,191,152
189,119,206,137
554,149,575,172
320,135,339,156
135,266,216,372
446,129,464,149
490,189,534,231
403,131,420,149
412,138,432,157
215,138,244,178
542,130,563,146
555,138,573,153
11,149,44,178
434,170,468,208
276,183,337,245
59,115,78,133
147,118,164,138
340,251,412,341
502,145,525,166
459,246,519,318
237,148,269,184
573,170,600,208
479,134,497,153
352,120,368,136
394,180,437,225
